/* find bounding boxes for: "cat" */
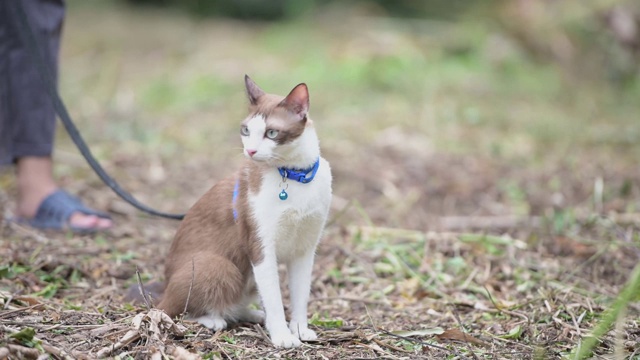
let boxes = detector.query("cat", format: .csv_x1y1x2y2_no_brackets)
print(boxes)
154,75,332,348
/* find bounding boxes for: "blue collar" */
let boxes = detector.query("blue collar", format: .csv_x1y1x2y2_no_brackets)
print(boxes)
278,159,320,184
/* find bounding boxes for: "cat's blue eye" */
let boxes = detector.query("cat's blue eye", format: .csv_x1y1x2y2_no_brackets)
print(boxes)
241,126,250,136
266,129,279,139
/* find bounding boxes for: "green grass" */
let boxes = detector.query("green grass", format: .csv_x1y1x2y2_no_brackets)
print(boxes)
571,262,640,359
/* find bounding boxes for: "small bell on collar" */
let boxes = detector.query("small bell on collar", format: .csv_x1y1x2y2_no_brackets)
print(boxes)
278,180,289,201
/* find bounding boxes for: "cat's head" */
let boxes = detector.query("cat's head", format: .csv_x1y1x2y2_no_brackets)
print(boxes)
240,75,314,166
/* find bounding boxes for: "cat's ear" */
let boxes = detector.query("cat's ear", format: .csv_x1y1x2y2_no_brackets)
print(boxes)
245,74,265,105
280,83,309,121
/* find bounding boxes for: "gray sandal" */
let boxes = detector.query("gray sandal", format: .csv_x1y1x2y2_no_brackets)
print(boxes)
19,190,112,233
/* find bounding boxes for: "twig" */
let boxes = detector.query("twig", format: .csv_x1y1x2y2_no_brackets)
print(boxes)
568,309,583,337
553,312,577,334
481,330,534,349
358,341,402,359
483,285,530,323
372,338,412,353
6,344,40,359
89,323,126,337
450,304,480,360
378,328,469,359
215,339,235,360
135,266,152,310
2,293,14,311
0,304,46,319
559,246,609,284
7,221,51,243
309,296,391,307
96,328,141,358
363,303,377,330
253,324,271,344
182,257,195,317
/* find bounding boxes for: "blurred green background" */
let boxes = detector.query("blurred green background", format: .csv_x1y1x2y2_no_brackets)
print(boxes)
57,0,640,228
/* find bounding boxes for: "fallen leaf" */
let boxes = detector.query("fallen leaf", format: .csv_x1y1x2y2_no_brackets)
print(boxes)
309,313,344,328
97,309,186,358
398,277,421,302
390,328,445,337
13,296,42,306
458,233,514,246
500,324,523,339
9,327,36,344
49,310,60,322
550,236,596,258
436,328,489,347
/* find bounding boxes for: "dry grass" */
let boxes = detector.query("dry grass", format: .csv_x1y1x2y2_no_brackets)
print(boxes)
2,212,640,359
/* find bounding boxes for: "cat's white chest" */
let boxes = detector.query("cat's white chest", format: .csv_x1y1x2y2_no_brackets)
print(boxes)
249,158,332,262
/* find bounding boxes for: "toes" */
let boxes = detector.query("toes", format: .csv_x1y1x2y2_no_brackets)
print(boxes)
96,217,113,229
68,213,113,230
297,328,318,341
289,323,317,341
270,332,302,348
68,213,100,229
196,315,227,331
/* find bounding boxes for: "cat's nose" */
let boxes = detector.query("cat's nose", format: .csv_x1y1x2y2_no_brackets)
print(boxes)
247,149,257,157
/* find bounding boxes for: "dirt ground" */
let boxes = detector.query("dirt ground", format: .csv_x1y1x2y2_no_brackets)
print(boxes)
2,2,640,359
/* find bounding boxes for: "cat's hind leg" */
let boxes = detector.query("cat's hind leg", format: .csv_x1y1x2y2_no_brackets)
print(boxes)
158,254,245,322
195,296,262,330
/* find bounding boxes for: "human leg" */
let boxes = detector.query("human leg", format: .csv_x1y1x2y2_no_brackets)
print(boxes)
4,0,112,230
0,1,11,164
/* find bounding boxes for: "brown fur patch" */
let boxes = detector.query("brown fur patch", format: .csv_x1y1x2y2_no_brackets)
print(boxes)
158,164,265,318
243,94,307,145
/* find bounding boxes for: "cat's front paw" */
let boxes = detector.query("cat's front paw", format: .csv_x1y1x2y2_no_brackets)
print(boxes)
289,322,318,341
270,331,302,348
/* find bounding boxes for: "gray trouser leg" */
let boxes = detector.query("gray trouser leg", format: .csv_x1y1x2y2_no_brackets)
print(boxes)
0,0,65,166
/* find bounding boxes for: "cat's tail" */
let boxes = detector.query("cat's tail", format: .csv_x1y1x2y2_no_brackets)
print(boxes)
124,281,165,307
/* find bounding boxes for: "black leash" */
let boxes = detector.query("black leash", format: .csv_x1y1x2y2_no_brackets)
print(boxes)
9,1,185,220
